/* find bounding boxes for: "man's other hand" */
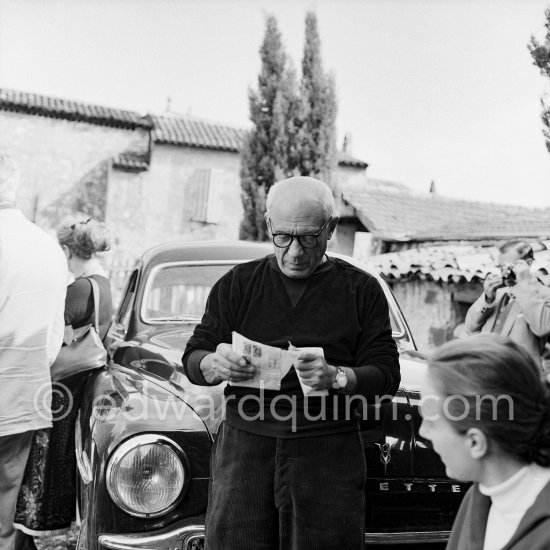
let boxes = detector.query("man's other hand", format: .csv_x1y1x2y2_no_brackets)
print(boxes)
484,273,504,303
295,351,334,390
200,343,255,384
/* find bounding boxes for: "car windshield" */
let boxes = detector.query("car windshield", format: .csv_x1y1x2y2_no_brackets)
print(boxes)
142,262,409,343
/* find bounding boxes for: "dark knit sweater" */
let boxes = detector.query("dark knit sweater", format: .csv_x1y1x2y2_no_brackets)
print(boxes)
183,255,400,437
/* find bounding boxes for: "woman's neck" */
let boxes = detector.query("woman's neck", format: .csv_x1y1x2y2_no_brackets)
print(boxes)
71,257,105,279
478,455,528,487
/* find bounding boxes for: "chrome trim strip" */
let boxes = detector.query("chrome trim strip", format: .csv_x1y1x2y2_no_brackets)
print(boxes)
75,411,92,485
98,525,205,550
364,530,450,544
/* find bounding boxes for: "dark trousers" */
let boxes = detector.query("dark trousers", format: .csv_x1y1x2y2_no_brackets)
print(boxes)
0,431,33,550
206,422,366,550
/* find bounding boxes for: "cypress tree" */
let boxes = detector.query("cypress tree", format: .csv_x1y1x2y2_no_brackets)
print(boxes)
296,11,337,185
239,15,296,241
529,8,550,153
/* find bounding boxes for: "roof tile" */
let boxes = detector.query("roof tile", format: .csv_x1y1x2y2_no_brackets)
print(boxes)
0,88,151,130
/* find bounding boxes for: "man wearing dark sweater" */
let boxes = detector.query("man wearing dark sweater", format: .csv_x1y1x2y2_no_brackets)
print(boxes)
183,176,400,550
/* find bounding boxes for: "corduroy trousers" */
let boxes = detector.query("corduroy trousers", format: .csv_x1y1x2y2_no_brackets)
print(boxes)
205,422,366,550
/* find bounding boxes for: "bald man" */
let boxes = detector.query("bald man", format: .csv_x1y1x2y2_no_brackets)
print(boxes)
183,176,400,550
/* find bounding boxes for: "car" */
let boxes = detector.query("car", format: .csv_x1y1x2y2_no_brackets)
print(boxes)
74,241,469,550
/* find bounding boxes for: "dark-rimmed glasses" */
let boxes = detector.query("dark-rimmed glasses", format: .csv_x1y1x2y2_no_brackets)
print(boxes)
266,217,332,249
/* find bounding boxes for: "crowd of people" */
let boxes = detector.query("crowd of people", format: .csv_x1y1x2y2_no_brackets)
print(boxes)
1,150,550,550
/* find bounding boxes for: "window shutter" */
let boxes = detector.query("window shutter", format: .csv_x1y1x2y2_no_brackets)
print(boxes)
189,168,223,224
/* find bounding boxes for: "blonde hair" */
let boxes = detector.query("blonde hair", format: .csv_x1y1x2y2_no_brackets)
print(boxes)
57,214,111,260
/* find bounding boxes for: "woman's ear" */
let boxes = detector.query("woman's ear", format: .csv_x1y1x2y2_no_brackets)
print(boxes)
465,427,489,460
61,244,71,260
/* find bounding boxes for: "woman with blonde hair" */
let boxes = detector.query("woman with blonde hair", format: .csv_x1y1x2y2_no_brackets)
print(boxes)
15,215,113,547
420,334,550,550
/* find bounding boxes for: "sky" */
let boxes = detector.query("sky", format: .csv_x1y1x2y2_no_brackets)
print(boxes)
0,0,549,207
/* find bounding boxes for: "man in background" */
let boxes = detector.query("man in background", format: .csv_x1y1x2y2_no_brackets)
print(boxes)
465,240,550,367
0,152,67,550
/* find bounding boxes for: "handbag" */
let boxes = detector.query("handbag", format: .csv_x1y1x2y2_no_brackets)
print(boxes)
50,277,108,382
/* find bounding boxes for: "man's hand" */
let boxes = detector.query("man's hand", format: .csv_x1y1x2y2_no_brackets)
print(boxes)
200,343,255,385
484,273,504,303
295,351,335,390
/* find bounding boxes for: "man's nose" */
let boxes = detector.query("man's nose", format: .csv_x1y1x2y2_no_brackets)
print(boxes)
287,238,304,256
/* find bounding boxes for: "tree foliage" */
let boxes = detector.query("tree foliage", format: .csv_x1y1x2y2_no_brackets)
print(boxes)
529,8,550,153
239,11,337,241
296,12,337,184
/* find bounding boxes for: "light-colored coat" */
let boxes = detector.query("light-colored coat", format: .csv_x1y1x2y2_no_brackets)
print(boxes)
465,279,550,366
0,209,67,436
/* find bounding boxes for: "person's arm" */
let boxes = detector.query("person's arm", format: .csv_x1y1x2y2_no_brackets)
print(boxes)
465,274,502,334
295,276,400,400
64,278,94,327
182,269,254,386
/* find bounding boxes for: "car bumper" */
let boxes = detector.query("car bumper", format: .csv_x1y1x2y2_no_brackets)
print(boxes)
95,516,449,549
97,516,205,550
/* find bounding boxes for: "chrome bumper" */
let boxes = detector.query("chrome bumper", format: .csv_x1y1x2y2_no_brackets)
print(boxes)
97,518,449,548
364,530,450,544
98,517,205,550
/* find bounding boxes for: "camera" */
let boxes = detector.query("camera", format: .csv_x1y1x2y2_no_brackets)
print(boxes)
500,264,516,287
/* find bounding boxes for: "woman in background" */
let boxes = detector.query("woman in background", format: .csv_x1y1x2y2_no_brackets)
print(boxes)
420,334,550,550
15,215,113,548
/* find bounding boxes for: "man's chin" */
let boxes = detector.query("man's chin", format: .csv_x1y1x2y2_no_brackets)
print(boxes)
282,264,311,278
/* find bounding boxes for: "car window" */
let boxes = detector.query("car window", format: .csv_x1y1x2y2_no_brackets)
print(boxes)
116,269,138,327
143,264,233,322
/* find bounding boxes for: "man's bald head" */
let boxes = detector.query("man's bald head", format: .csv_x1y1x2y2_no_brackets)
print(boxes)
266,176,335,221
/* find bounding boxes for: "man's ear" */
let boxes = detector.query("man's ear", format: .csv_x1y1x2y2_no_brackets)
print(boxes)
328,216,339,239
465,428,488,460
264,213,270,233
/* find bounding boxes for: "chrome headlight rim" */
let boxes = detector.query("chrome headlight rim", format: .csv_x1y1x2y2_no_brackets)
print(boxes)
106,433,190,518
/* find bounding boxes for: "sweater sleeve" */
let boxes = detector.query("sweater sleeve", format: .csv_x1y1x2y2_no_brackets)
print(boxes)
182,269,240,385
352,276,400,400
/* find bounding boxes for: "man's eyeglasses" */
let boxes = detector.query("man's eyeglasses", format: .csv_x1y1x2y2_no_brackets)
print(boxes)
267,217,332,249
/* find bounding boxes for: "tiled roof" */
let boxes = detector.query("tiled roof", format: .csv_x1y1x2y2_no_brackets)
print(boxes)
112,152,150,172
0,88,151,130
341,178,550,241
360,243,550,286
151,114,367,167
336,150,368,169
152,114,244,152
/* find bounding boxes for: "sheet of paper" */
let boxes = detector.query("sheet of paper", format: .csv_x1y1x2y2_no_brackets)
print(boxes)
231,332,285,390
230,332,328,396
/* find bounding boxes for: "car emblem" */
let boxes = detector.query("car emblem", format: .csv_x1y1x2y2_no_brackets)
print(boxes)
375,442,394,475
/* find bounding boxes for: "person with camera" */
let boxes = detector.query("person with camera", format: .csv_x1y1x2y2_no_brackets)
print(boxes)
465,240,550,368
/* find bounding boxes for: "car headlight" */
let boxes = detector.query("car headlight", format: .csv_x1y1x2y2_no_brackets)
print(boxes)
106,434,189,517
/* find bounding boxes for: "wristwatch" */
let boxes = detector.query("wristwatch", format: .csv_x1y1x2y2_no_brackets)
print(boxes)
332,367,347,390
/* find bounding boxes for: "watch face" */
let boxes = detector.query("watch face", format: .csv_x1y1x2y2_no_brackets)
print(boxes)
336,370,347,388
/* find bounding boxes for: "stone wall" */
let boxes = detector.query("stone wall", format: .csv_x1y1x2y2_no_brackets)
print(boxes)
0,110,148,233
390,279,483,352
107,144,243,260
